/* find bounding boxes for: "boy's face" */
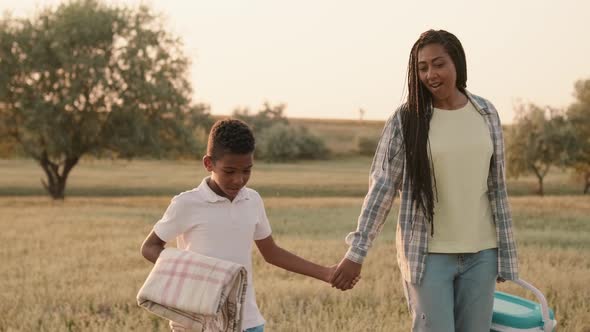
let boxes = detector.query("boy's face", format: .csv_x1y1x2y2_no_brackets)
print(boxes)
203,152,253,201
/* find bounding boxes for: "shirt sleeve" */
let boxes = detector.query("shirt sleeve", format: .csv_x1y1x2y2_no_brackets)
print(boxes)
253,195,272,240
153,197,193,243
489,103,519,280
345,111,405,264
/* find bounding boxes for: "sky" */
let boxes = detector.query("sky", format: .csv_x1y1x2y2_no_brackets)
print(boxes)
3,0,590,123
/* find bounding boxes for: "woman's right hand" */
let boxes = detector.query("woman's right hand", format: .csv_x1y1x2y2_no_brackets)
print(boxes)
330,258,362,290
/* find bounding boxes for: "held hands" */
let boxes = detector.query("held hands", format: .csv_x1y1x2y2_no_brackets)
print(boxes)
329,257,362,291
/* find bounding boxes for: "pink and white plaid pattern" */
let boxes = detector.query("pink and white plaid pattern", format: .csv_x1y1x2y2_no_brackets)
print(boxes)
137,248,247,332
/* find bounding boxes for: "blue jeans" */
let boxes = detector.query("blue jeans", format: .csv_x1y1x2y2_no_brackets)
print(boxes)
244,324,264,332
403,248,498,332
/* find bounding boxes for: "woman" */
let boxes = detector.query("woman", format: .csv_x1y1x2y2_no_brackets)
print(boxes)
330,29,519,331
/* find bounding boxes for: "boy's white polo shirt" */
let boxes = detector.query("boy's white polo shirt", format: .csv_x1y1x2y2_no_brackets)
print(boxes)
154,177,272,329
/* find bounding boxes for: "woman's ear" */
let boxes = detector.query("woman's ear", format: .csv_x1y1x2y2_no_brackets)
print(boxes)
203,155,214,171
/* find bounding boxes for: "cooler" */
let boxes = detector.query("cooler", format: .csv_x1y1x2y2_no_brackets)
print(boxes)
491,279,557,332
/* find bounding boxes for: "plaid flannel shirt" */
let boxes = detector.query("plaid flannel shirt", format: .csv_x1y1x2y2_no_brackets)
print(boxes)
345,91,519,285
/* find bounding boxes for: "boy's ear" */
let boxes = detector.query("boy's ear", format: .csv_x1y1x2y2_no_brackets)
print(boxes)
203,155,214,171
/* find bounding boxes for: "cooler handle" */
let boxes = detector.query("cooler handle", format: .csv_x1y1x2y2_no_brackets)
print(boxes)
512,279,554,332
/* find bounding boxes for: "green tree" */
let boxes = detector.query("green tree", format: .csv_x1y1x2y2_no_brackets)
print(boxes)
0,0,209,199
506,104,566,196
293,126,328,160
565,79,590,194
233,102,329,162
257,123,300,162
256,123,328,162
232,102,289,134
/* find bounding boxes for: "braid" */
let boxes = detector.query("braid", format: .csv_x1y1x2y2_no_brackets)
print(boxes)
401,29,467,236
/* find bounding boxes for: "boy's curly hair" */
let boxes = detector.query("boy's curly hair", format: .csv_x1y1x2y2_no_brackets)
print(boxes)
207,119,255,161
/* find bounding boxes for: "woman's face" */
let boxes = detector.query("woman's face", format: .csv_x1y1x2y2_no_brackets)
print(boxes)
417,43,458,102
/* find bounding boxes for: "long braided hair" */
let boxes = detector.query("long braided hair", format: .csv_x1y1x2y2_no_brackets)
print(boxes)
401,29,467,235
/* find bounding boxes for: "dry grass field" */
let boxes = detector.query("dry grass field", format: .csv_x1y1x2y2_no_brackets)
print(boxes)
1,159,589,331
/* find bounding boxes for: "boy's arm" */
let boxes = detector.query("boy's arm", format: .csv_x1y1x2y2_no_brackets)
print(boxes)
141,230,166,264
255,235,334,283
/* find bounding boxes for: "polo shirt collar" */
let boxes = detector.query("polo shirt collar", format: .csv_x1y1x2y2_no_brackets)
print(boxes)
198,177,250,203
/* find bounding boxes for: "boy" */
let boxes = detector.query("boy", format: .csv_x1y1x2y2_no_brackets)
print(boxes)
141,119,356,332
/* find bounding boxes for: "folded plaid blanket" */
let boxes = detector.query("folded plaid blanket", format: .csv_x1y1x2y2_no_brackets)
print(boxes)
137,248,248,332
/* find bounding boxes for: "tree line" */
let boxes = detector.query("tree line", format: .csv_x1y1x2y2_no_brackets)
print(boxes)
506,79,590,196
1,0,588,199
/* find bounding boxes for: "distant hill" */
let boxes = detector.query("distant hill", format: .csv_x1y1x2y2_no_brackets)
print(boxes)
212,115,514,157
213,115,385,156
290,118,384,155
